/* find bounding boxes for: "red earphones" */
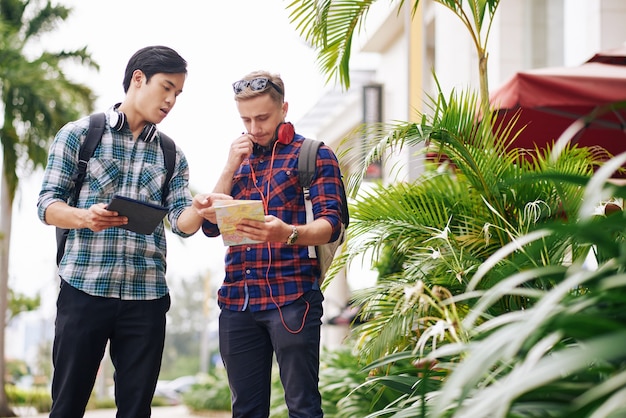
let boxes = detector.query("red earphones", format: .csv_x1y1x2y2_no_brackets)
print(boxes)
274,122,295,145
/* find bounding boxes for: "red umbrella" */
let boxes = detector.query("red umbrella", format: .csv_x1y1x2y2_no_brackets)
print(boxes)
489,50,626,172
586,45,626,65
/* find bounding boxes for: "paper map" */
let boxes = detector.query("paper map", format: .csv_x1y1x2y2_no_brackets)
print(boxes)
214,200,265,246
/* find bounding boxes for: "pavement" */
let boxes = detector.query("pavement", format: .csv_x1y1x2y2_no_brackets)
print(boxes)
17,405,230,417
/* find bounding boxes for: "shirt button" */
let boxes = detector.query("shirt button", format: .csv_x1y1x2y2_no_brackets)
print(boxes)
245,269,251,275
246,247,251,251
259,159,265,164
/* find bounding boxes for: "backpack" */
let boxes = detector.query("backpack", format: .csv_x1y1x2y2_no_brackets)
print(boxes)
55,112,176,265
299,138,349,282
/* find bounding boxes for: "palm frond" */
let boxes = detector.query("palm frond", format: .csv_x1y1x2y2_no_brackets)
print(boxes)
287,0,379,88
1,0,97,195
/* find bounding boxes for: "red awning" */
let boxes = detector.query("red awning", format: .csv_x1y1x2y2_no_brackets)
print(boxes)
489,52,626,169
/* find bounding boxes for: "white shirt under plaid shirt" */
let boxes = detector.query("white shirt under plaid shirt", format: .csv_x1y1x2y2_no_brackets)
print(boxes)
37,110,193,300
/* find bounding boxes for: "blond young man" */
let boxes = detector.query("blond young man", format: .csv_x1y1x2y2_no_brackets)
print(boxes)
203,71,346,417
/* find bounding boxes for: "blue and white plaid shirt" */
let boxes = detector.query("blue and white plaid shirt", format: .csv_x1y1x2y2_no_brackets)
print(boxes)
37,109,193,300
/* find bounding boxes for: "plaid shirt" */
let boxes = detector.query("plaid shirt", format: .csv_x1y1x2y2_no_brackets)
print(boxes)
203,134,344,312
37,110,193,300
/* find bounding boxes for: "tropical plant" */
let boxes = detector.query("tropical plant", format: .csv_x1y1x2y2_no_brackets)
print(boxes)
285,0,626,416
0,0,97,415
312,86,626,417
331,85,621,416
358,157,626,417
319,347,408,417
318,81,622,417
335,87,597,361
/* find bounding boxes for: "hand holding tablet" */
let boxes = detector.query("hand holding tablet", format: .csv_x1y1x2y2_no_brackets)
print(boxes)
106,195,168,234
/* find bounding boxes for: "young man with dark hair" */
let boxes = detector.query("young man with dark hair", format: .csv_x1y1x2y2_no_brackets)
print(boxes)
37,45,228,418
202,70,346,417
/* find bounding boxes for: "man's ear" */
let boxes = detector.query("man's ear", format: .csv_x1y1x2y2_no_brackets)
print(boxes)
282,101,289,119
132,69,144,88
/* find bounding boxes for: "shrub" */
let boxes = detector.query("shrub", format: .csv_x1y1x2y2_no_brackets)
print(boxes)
183,368,231,412
6,385,53,413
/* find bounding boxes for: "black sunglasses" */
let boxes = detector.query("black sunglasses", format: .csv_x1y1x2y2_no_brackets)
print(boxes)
232,77,284,95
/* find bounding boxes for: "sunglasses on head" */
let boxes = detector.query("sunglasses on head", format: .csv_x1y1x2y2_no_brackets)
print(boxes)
232,77,283,95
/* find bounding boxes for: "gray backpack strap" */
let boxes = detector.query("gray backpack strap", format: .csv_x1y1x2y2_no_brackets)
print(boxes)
298,138,350,282
299,139,323,258
299,138,323,189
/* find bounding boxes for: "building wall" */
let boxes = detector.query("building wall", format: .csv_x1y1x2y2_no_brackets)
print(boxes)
600,0,626,48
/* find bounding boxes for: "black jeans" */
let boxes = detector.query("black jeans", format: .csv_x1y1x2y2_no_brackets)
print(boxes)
219,289,324,418
50,280,170,418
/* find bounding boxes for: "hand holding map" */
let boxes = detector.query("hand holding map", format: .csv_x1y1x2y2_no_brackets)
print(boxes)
213,200,265,246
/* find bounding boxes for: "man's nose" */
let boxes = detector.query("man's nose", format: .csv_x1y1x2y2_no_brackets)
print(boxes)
166,92,176,105
250,122,262,135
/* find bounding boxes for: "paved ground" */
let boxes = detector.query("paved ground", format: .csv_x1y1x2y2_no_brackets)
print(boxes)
18,405,230,417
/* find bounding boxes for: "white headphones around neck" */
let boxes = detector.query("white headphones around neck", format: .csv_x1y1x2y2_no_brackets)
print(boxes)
108,104,158,143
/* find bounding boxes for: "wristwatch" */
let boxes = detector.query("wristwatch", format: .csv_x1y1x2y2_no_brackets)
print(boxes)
286,225,299,245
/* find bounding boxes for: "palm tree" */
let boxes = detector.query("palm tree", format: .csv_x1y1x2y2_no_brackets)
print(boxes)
311,86,619,416
0,0,97,414
338,88,598,359
286,0,500,113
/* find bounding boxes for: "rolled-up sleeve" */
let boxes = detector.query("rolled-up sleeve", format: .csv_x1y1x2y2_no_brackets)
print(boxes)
37,121,83,224
311,145,344,242
202,220,221,238
164,145,194,238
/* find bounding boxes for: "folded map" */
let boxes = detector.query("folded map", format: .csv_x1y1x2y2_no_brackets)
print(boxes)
214,200,265,246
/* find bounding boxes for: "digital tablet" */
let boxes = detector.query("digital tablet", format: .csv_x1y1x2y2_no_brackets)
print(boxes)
106,195,168,235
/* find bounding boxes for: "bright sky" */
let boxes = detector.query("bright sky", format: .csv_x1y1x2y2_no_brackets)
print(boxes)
11,0,329,306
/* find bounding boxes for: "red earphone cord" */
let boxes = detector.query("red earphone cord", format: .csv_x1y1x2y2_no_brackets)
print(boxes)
249,140,310,334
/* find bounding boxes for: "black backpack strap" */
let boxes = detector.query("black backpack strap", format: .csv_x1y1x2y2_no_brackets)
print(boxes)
158,132,176,205
57,112,105,266
70,112,106,205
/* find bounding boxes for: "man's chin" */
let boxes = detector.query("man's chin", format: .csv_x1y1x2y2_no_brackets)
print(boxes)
155,110,169,122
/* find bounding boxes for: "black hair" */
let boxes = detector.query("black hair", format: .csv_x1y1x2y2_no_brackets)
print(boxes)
122,45,187,92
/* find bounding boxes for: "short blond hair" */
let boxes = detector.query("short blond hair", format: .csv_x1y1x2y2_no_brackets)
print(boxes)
233,70,284,105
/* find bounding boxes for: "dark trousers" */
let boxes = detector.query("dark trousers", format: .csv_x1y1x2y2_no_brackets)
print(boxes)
219,290,324,418
50,280,170,418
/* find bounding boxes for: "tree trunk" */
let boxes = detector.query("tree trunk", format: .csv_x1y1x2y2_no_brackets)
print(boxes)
0,171,17,417
478,51,490,117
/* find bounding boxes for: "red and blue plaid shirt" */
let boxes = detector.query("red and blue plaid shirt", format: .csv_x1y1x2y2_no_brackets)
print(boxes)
203,134,344,312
